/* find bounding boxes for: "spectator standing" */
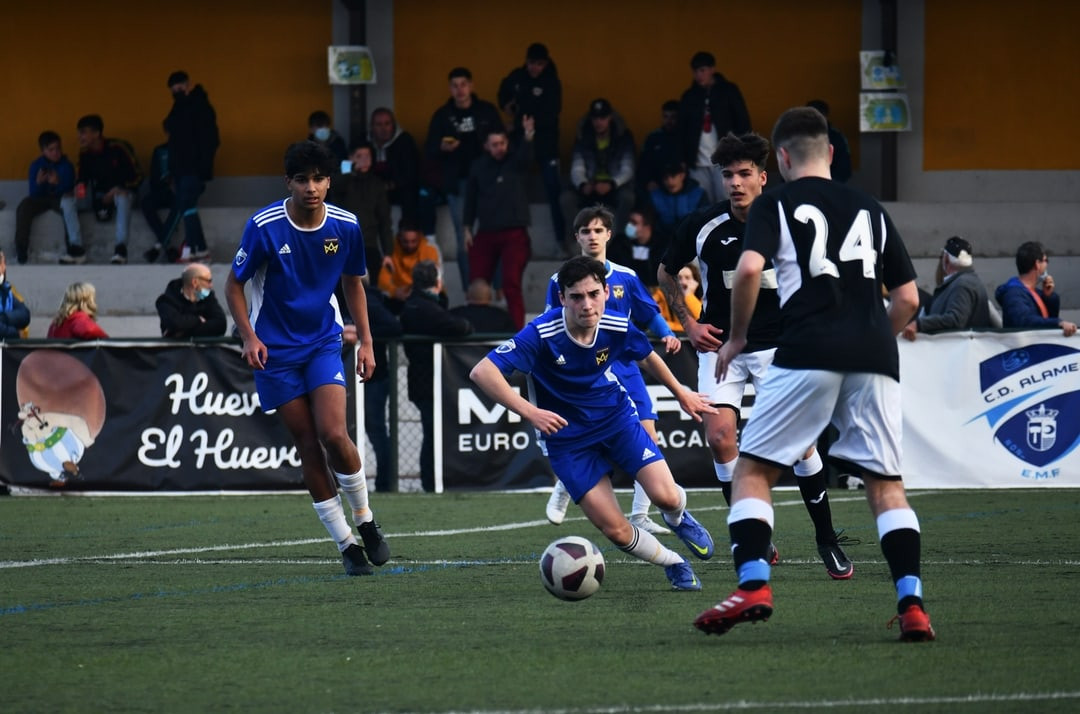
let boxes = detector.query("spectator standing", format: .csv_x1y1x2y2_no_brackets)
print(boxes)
155,262,227,338
636,100,682,200
649,161,707,233
360,280,402,492
369,107,421,222
307,110,348,162
424,67,503,290
562,98,637,238
377,218,442,310
399,260,473,492
144,71,220,264
678,51,751,203
0,251,31,338
902,236,992,340
47,282,108,338
464,121,535,328
331,141,394,285
75,114,142,265
995,241,1077,336
498,42,566,253
807,100,852,183
449,278,516,333
14,131,82,265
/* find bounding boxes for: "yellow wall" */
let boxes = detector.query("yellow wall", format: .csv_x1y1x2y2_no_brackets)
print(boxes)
924,1,1080,170
0,0,335,180
393,0,863,172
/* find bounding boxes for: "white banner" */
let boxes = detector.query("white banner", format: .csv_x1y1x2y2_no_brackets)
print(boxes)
900,331,1080,488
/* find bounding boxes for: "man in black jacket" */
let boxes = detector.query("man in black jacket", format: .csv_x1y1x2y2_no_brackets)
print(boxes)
399,260,473,491
155,262,227,338
145,71,220,263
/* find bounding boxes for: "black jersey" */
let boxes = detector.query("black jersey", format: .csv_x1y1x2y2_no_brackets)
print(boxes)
743,177,916,379
663,200,782,353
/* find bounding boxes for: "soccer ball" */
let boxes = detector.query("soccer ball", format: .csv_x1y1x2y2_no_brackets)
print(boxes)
539,536,605,601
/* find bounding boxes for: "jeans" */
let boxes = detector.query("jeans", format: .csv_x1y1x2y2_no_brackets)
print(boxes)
145,175,207,252
468,227,531,328
14,194,83,260
540,158,566,246
104,190,133,245
414,397,436,492
363,377,393,492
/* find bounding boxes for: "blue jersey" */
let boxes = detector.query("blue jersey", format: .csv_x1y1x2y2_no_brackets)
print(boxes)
486,307,654,446
544,260,663,417
232,199,366,363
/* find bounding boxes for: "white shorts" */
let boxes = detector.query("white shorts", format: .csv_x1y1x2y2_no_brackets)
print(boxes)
738,367,903,478
698,348,776,408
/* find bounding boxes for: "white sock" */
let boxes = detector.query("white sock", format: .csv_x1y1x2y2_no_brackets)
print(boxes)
794,449,823,476
714,457,737,483
336,469,372,524
659,484,688,527
313,496,357,552
630,481,652,517
619,525,684,566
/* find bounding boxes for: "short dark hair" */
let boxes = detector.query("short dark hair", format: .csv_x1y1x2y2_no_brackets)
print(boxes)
661,160,687,178
412,260,440,291
572,205,614,234
348,139,374,156
526,42,549,62
711,131,770,170
167,70,189,87
661,99,680,113
557,256,606,294
1015,241,1046,274
771,106,829,164
690,51,715,69
38,130,61,149
806,99,830,117
308,110,331,127
397,216,422,234
482,125,509,144
448,67,472,81
630,202,657,227
284,140,336,177
76,114,104,133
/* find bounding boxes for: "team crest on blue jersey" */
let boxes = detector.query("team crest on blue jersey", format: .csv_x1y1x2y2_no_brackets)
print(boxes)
971,343,1080,470
495,339,516,354
324,238,340,254
234,247,247,266
595,347,609,365
612,285,624,299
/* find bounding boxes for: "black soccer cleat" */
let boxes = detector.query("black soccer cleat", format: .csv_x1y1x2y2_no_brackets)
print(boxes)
358,520,390,566
342,543,373,576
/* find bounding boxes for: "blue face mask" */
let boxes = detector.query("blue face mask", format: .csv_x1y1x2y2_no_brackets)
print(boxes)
196,287,212,301
625,222,638,239
314,127,331,142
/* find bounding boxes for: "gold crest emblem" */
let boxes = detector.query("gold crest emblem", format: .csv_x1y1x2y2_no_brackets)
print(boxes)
612,285,625,299
324,238,340,254
595,347,610,365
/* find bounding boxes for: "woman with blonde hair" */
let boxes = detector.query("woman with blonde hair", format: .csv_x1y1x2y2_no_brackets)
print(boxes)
47,281,109,338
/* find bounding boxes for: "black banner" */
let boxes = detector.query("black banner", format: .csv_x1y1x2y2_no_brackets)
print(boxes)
1,341,302,491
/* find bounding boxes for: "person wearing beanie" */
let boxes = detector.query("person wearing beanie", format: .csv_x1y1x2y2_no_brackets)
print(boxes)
903,236,994,339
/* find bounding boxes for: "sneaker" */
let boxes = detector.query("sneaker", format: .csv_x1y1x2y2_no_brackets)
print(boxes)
817,538,854,580
664,557,701,591
357,520,390,566
190,248,211,261
663,510,714,560
629,513,671,535
545,481,570,525
111,243,128,264
175,243,193,263
767,542,780,566
888,604,936,642
59,245,87,265
144,244,162,263
342,543,373,576
693,585,774,635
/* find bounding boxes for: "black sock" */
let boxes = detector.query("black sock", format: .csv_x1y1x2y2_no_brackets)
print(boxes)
881,528,923,611
729,518,772,590
720,480,732,506
796,469,835,544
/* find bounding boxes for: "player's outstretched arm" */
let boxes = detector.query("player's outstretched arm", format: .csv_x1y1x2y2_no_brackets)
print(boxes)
470,357,568,435
637,352,717,423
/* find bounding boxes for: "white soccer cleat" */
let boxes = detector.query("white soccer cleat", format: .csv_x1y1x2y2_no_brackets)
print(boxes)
545,481,571,525
629,513,671,535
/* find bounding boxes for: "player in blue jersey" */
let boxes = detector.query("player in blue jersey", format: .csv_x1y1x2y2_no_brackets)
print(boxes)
224,140,390,577
692,107,933,641
471,256,717,591
543,206,682,536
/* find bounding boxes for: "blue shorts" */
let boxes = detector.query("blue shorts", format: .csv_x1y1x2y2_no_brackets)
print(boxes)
547,420,665,503
254,343,348,412
613,361,658,421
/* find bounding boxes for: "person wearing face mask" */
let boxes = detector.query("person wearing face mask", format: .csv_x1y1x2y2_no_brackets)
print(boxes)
145,70,220,264
607,203,669,288
902,236,994,340
308,110,348,162
155,262,227,338
995,241,1077,336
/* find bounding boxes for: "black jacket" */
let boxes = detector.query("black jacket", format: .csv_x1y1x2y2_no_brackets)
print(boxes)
677,75,751,166
464,138,533,232
497,60,561,161
424,95,503,192
164,84,220,181
399,290,472,403
155,278,227,337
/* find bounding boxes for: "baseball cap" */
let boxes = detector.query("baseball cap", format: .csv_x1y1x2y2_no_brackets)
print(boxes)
526,43,549,62
690,51,716,70
588,98,613,118
943,236,973,267
167,70,189,87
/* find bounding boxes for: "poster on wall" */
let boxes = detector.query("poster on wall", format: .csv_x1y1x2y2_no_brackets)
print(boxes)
860,92,911,132
328,45,376,84
860,50,905,90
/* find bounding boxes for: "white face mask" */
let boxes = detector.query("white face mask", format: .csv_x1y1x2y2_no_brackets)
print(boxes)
625,222,638,239
196,287,212,300
314,127,331,142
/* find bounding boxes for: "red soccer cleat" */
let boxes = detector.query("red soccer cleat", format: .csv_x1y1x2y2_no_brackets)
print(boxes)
693,585,774,635
888,605,936,642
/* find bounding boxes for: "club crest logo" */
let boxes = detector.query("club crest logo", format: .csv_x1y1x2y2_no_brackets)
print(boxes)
595,347,609,366
612,285,625,299
324,238,340,254
972,343,1080,469
495,339,516,354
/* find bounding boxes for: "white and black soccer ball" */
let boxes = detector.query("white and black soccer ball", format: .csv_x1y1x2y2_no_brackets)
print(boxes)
539,535,605,601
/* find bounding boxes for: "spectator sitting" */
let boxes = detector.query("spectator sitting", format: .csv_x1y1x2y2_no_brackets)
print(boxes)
155,262,227,338
47,281,109,338
331,141,394,285
14,131,82,265
377,217,442,310
0,250,31,339
399,260,473,492
607,203,669,288
450,278,516,333
74,114,142,265
902,236,993,340
369,107,421,222
995,240,1077,336
807,100,852,183
654,263,703,334
308,109,348,162
562,98,637,238
649,161,707,232
636,99,682,200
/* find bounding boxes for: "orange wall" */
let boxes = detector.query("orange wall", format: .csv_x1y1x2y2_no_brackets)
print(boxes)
393,0,863,172
924,1,1080,170
0,1,335,180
